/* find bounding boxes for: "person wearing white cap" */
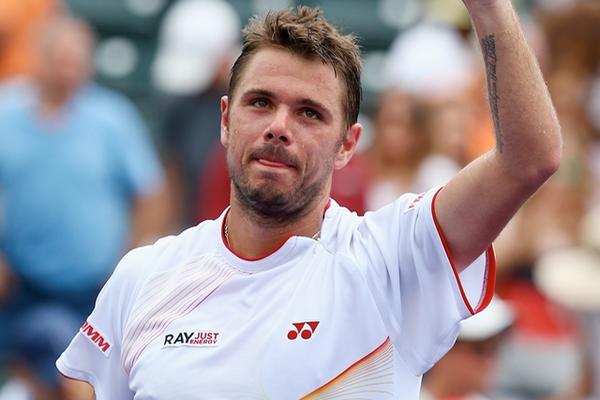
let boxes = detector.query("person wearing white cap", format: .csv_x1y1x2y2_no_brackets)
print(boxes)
152,0,241,227
152,0,240,96
421,297,514,400
366,23,477,211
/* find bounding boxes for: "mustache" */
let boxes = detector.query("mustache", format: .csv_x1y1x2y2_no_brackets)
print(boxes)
250,144,300,168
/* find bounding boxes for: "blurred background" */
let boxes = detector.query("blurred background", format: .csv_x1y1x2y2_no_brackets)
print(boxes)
0,0,599,399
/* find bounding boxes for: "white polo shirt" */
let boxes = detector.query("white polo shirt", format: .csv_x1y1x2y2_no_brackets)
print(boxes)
56,188,495,399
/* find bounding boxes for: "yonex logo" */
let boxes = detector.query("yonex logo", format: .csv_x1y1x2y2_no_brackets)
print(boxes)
287,321,319,340
80,320,111,357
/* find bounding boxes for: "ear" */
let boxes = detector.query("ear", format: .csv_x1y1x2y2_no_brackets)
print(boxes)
334,122,362,170
220,96,230,147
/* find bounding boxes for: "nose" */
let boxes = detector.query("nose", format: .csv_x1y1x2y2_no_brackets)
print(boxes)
264,107,293,145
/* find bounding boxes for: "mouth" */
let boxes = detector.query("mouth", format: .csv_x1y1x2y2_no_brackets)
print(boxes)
255,157,294,169
250,146,299,170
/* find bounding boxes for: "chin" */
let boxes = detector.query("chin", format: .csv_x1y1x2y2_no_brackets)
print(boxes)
233,179,320,224
246,184,295,210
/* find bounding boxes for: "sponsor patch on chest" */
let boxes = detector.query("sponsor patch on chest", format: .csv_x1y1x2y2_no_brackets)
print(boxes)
162,331,222,348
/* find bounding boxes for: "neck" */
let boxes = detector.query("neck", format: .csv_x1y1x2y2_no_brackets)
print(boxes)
224,191,328,260
38,87,72,118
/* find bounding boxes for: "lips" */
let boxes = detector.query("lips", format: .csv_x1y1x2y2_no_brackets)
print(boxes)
256,158,291,168
250,145,299,170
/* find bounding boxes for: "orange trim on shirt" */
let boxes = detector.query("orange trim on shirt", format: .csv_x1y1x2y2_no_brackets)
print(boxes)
300,337,394,398
430,188,496,315
324,198,331,212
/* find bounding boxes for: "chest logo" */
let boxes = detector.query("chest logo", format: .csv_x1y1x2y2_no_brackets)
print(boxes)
162,331,221,348
287,321,319,340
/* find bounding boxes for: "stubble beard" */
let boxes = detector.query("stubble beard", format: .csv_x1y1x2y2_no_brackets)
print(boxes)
227,148,332,226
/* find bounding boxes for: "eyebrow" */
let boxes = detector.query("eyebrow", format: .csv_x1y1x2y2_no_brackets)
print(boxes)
241,88,333,120
242,88,274,99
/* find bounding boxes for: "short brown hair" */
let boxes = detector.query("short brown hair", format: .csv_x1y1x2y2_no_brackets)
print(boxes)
229,6,362,128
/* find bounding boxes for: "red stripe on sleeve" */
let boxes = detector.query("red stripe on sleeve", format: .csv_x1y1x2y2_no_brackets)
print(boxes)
430,188,496,315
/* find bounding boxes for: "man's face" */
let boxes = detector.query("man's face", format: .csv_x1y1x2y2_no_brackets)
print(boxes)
374,91,423,163
221,47,359,221
37,25,93,96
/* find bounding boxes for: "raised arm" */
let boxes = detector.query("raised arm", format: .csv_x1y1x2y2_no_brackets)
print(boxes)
434,0,562,271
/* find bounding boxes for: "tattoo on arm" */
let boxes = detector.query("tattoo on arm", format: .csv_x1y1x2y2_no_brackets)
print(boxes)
481,34,503,152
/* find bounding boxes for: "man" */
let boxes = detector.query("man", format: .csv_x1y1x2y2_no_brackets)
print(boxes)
0,17,166,399
57,1,562,398
152,0,241,227
421,297,514,400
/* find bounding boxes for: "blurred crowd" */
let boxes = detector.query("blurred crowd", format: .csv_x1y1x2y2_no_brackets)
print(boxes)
0,0,599,399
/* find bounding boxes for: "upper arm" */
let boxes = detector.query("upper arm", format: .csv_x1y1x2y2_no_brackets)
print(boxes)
437,1,562,271
61,376,95,400
433,151,550,272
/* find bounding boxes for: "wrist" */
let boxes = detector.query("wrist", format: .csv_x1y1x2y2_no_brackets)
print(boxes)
465,0,518,34
463,0,511,13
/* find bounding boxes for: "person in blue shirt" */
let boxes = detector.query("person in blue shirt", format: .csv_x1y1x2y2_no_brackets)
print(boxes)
0,17,166,399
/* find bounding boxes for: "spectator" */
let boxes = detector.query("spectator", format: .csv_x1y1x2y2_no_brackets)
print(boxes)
490,147,589,399
329,22,479,213
0,17,166,399
362,90,432,210
535,207,600,399
152,0,240,228
488,4,600,397
330,88,465,212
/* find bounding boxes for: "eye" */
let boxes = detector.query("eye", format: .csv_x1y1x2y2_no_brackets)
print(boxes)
251,98,269,108
301,108,320,120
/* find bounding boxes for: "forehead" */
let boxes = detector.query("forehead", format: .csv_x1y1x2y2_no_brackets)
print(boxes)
234,47,344,115
43,27,93,61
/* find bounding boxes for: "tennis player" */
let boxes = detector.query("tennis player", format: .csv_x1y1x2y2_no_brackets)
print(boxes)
56,1,561,398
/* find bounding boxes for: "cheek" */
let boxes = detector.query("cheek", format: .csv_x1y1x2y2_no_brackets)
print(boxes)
308,142,336,175
229,112,269,146
225,130,248,165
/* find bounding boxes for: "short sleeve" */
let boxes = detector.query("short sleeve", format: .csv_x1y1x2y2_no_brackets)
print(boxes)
347,187,495,374
56,248,149,400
